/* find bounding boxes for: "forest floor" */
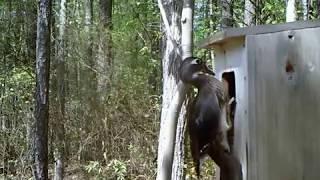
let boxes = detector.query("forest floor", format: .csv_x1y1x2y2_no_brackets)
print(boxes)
0,163,89,180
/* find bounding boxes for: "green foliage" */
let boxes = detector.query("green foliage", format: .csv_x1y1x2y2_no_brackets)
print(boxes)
260,0,286,24
109,160,127,180
84,159,127,180
1,0,320,178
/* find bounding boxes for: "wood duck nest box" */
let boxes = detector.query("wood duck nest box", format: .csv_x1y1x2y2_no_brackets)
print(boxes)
197,20,320,180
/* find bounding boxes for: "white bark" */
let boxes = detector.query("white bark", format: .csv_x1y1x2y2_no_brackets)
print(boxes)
318,0,320,18
157,81,186,180
301,0,309,20
157,0,195,179
171,1,194,179
286,0,296,22
84,0,93,33
181,0,194,59
244,0,255,26
220,0,233,28
171,104,186,180
209,0,216,71
156,1,185,179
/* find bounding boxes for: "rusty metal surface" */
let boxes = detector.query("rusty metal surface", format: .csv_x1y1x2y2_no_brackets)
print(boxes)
247,27,320,180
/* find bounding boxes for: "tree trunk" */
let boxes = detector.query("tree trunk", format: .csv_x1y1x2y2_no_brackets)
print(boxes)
81,0,96,161
98,0,113,101
181,0,194,59
2,1,11,176
23,1,37,177
317,0,320,18
171,103,187,180
286,0,296,22
97,0,113,159
208,0,218,70
220,0,233,28
156,0,186,180
301,0,309,20
54,0,67,179
34,0,52,179
171,0,194,179
244,0,255,26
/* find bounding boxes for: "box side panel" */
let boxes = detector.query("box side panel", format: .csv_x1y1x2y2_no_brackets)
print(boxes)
214,39,249,180
247,27,320,180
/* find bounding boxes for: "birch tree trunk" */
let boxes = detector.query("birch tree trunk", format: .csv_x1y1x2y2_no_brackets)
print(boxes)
301,0,309,20
156,0,186,179
317,0,320,18
54,0,66,179
171,1,194,179
208,0,218,70
181,0,194,59
244,0,255,26
286,0,296,22
220,0,233,28
34,0,52,179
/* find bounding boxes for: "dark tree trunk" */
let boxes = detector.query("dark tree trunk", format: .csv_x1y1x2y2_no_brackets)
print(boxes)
98,0,113,97
93,0,113,160
99,0,112,29
34,0,52,179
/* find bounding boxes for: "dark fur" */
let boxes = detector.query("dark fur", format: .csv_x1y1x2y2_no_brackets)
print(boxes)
207,142,243,180
179,57,228,177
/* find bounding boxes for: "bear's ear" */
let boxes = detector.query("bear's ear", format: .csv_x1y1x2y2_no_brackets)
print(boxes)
183,57,202,65
195,58,202,64
187,58,197,65
202,64,215,76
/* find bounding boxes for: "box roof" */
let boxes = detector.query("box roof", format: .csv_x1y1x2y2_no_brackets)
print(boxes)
197,20,320,48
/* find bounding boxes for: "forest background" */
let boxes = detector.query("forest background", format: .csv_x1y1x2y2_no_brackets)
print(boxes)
1,0,319,179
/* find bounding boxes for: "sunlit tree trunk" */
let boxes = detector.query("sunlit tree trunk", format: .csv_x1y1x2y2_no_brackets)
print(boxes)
181,0,194,59
301,0,309,20
317,0,320,18
54,0,67,179
34,0,52,179
220,0,233,28
244,0,255,26
207,0,218,70
171,0,194,179
156,0,185,179
286,0,296,22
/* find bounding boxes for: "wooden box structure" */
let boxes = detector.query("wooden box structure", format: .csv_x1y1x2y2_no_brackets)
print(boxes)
198,20,320,180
